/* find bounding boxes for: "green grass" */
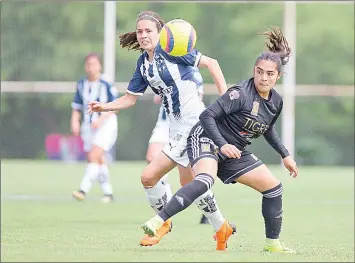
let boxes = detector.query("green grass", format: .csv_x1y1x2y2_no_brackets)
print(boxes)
1,160,354,262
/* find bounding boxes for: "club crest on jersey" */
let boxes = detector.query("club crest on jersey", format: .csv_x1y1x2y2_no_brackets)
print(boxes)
229,90,240,100
251,101,260,116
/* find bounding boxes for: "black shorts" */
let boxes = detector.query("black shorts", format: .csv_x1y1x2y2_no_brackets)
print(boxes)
187,124,263,184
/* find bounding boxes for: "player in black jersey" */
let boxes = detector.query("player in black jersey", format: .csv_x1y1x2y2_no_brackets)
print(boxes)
141,27,299,253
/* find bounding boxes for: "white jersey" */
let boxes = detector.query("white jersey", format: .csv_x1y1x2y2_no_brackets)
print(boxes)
127,45,205,126
71,75,118,152
149,68,205,145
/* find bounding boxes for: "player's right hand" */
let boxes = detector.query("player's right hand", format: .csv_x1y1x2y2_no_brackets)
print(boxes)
88,101,104,114
220,144,242,159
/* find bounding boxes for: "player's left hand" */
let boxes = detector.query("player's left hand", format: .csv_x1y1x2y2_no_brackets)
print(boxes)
282,156,298,178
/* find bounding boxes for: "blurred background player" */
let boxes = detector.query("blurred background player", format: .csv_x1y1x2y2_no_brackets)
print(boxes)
88,10,233,248
142,27,299,252
146,69,210,225
71,53,118,203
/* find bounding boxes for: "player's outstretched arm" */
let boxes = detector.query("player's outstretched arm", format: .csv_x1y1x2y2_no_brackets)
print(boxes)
88,93,138,114
198,55,228,96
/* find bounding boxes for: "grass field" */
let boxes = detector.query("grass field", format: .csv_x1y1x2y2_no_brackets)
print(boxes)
1,160,354,262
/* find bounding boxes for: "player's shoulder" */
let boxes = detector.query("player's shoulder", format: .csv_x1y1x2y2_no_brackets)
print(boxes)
136,52,148,65
270,88,283,108
227,78,254,98
77,76,86,85
76,77,87,92
271,88,282,101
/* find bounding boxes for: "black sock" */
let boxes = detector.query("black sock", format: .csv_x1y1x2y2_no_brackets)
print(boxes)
158,173,214,221
262,183,283,239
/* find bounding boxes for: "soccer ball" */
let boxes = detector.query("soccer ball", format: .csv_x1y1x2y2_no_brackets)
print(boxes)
159,19,197,57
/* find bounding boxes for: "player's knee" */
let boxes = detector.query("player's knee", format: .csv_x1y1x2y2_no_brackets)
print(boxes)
146,153,153,163
87,151,100,163
180,176,192,186
141,167,159,187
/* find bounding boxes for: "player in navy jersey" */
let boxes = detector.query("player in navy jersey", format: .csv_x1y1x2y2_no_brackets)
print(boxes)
142,27,299,253
88,11,235,249
71,53,118,203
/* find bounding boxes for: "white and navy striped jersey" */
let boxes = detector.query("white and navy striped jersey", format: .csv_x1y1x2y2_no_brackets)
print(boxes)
71,75,118,125
157,67,204,123
127,45,205,124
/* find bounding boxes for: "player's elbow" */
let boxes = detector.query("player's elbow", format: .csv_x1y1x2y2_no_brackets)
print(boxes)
206,57,219,71
199,108,215,123
123,93,138,107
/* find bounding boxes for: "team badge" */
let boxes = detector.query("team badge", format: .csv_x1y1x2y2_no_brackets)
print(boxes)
229,90,240,100
201,143,211,153
251,101,260,116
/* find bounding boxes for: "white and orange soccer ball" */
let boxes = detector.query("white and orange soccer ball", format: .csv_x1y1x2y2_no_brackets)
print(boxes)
159,19,197,57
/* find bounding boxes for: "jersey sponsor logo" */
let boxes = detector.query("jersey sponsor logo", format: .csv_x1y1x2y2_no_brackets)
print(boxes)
251,101,260,116
229,90,240,100
159,86,173,96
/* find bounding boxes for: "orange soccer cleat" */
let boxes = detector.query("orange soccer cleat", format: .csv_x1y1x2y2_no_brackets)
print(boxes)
213,221,237,251
140,218,173,246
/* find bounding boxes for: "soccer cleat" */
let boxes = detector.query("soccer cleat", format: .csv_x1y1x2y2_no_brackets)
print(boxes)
263,242,296,253
140,218,172,246
72,190,85,201
101,194,114,204
213,221,237,251
199,214,210,225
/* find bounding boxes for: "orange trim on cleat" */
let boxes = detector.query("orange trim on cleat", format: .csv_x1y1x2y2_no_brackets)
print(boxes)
213,221,237,251
140,218,172,246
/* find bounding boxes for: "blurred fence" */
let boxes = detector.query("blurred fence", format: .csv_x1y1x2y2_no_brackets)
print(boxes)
1,1,354,166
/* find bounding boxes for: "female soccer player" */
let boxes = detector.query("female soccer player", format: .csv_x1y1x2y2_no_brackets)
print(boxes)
88,11,235,249
142,27,299,253
146,71,210,225
71,53,118,204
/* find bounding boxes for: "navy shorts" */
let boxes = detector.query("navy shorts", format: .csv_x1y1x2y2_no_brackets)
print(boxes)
187,124,263,184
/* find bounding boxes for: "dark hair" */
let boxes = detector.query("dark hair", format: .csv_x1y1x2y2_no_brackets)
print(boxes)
255,26,292,73
84,52,102,64
119,11,165,52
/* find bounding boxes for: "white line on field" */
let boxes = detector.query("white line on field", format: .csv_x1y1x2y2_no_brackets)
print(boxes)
1,194,354,205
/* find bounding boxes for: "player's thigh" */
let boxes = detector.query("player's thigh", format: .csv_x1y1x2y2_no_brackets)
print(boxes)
187,124,219,180
177,165,194,186
146,142,166,163
141,150,177,186
235,164,280,193
216,151,263,184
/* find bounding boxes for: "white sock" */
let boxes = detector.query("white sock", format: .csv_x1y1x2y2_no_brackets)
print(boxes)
98,164,113,195
79,162,100,193
194,189,225,231
144,176,173,213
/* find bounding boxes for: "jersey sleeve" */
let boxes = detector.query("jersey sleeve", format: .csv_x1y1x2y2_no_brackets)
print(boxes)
163,48,202,67
127,57,148,96
216,86,245,115
107,83,118,102
71,80,83,111
263,101,290,158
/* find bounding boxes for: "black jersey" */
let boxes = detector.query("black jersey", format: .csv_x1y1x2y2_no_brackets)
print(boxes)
199,77,289,158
